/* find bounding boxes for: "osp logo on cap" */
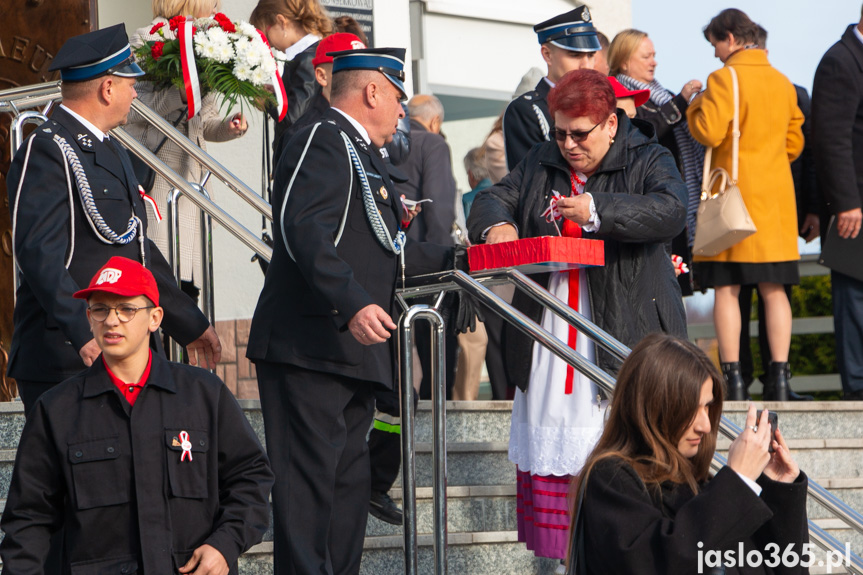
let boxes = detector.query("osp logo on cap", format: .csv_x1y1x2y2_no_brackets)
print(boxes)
351,40,366,49
96,268,123,285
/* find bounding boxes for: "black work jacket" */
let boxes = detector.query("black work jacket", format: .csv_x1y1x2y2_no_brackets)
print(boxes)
5,107,209,383
467,114,688,388
247,109,451,387
582,458,809,575
0,355,274,574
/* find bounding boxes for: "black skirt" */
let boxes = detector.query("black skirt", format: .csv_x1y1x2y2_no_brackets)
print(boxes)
694,261,800,288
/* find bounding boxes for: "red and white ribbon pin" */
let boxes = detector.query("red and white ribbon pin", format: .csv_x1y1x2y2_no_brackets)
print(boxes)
139,185,163,223
178,20,202,119
179,430,193,462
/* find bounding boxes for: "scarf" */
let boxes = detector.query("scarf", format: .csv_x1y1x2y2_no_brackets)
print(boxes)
617,74,704,246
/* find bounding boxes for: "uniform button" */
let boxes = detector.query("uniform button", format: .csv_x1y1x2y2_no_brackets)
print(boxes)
199,440,205,447
75,451,83,458
331,309,339,315
107,447,115,454
103,188,109,194
120,567,130,574
129,387,135,393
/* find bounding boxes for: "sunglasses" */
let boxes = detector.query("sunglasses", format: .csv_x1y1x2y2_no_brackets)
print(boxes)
553,120,603,143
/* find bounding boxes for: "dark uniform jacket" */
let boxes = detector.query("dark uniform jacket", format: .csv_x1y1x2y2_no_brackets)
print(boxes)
812,24,863,238
0,354,274,574
247,108,450,388
5,107,209,383
582,458,809,575
393,119,457,246
503,79,552,171
467,114,687,388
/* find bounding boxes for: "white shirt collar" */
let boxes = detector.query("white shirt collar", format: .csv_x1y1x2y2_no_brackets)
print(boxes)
284,34,321,61
60,104,107,142
544,77,556,89
854,24,863,47
331,107,371,145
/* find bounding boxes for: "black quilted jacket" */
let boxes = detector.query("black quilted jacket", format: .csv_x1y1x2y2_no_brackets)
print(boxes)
467,113,688,389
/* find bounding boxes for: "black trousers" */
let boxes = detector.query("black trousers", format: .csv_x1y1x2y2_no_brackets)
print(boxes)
833,270,863,394
369,385,418,494
257,362,375,575
415,321,457,400
483,285,514,400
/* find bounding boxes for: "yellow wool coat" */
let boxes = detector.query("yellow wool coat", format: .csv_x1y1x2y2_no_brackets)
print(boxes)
687,49,804,263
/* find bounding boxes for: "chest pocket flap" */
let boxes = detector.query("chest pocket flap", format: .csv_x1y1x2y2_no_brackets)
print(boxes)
164,429,209,499
68,437,130,510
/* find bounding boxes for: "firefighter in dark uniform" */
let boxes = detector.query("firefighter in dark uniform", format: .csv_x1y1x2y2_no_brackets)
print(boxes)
246,47,467,575
5,24,222,414
503,5,601,171
0,256,273,574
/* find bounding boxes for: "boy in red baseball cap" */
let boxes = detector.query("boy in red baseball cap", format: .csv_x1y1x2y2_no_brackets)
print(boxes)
1,257,273,574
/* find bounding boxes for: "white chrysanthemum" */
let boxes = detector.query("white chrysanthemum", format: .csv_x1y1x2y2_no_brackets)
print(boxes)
234,62,253,82
233,36,251,59
238,22,258,38
214,43,234,64
259,57,277,76
194,34,212,58
250,66,270,86
206,27,230,46
270,48,287,63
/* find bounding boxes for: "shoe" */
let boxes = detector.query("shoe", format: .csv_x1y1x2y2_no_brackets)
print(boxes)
369,490,403,525
721,362,749,401
844,389,863,401
763,362,790,401
555,561,567,575
762,364,814,401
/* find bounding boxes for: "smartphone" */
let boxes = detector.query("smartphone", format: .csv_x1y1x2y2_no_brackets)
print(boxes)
755,410,779,453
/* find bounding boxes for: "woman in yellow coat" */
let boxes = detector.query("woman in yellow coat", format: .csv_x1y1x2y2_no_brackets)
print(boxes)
687,8,804,401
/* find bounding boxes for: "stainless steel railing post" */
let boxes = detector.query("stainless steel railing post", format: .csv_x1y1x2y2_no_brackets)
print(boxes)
399,304,448,575
198,178,216,326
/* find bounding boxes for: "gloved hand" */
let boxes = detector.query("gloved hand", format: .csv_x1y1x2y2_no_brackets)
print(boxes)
448,246,485,334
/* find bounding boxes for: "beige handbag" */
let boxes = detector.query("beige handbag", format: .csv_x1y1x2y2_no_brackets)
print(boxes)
692,66,757,257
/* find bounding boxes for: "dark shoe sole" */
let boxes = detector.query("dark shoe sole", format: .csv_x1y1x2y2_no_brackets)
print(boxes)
369,502,403,525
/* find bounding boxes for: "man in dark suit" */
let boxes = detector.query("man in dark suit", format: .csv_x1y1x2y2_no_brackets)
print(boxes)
812,7,863,401
502,5,600,172
247,48,453,575
6,24,220,414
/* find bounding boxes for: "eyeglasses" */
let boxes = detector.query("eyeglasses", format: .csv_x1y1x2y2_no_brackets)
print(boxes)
553,121,603,143
88,304,154,323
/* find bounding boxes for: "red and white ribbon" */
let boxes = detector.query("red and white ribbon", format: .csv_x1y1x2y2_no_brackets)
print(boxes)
272,67,288,122
541,190,564,223
138,185,163,223
672,254,690,275
179,431,193,462
178,20,201,119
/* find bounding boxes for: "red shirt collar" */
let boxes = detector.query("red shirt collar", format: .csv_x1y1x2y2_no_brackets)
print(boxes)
103,350,152,406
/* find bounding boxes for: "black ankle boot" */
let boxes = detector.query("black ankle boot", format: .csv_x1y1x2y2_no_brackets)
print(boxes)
764,362,791,401
765,364,814,401
721,362,748,401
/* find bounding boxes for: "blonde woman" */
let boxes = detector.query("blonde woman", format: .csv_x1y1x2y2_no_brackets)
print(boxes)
127,0,248,301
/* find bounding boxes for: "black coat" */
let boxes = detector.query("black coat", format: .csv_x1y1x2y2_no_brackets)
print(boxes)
503,79,551,171
791,85,820,230
247,109,451,387
467,113,687,387
394,119,457,246
812,25,863,230
582,458,809,575
636,92,691,175
0,354,274,574
5,107,209,383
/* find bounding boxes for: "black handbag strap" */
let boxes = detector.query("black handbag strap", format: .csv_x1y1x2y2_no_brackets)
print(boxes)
151,107,188,155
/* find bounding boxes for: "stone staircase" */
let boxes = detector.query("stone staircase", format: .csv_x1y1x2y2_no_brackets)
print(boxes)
0,400,861,574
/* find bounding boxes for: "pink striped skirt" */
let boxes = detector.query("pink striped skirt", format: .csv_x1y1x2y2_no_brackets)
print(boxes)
516,467,573,559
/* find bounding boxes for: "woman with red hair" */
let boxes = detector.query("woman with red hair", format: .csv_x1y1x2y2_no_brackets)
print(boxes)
467,69,688,563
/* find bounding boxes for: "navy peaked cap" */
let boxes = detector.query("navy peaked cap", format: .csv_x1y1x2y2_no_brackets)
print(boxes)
534,6,601,52
50,24,144,82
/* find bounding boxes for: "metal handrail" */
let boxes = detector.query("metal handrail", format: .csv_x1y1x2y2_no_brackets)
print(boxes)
111,128,272,261
398,270,863,574
128,99,272,220
399,305,447,575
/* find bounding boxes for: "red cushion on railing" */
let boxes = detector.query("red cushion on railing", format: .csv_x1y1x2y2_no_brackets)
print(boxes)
467,237,604,274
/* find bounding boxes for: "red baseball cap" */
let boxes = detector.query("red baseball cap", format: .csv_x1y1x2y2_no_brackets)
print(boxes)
607,77,650,108
73,256,160,306
312,33,366,68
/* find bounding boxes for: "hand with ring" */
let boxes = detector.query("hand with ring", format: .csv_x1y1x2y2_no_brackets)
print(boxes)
726,404,772,481
681,79,703,101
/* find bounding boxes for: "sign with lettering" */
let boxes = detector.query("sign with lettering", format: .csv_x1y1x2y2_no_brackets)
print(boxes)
321,0,374,47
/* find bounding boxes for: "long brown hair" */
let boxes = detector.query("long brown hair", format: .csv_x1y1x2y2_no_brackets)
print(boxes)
575,333,724,498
